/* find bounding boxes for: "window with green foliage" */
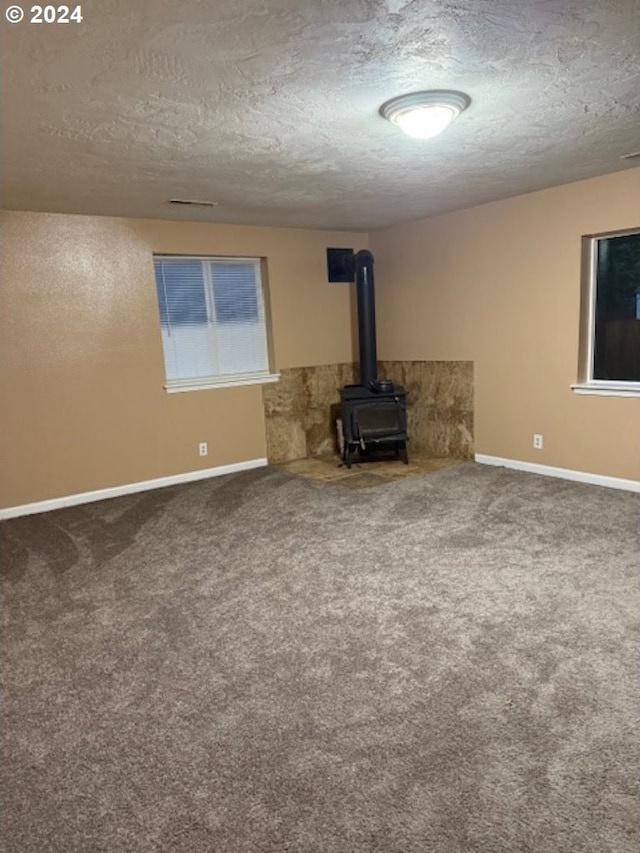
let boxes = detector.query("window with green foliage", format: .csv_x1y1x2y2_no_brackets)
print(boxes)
579,230,640,388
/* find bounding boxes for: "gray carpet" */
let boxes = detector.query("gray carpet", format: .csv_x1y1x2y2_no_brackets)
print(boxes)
1,463,638,852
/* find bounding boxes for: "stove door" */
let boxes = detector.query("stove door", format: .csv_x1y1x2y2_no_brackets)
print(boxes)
351,400,406,442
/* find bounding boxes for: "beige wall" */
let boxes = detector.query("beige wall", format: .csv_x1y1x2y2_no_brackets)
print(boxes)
371,169,640,481
0,211,366,507
2,170,637,509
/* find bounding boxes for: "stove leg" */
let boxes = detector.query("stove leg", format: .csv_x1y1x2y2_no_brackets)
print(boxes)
343,444,353,469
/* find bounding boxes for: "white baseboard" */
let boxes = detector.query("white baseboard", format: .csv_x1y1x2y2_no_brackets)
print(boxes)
0,458,269,520
475,454,640,493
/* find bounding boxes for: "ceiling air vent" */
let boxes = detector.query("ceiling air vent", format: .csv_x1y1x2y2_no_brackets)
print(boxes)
169,198,219,207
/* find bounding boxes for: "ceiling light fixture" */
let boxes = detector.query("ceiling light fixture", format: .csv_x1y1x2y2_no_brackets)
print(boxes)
379,90,471,140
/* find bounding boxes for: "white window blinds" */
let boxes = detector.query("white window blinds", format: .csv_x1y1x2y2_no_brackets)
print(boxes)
153,256,271,389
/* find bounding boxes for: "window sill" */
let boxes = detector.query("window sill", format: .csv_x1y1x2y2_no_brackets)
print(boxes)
165,373,280,393
571,382,640,398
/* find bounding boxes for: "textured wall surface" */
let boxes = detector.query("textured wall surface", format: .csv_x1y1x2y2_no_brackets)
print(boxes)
373,169,640,481
0,211,365,508
380,361,474,459
263,361,473,463
263,364,357,463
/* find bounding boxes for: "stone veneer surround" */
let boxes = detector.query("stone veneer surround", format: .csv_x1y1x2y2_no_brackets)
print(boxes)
263,361,473,464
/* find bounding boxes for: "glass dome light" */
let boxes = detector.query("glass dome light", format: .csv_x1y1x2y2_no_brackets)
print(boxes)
379,90,471,140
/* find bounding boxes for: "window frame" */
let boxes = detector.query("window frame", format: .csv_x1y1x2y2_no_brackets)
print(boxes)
153,253,279,393
572,227,640,398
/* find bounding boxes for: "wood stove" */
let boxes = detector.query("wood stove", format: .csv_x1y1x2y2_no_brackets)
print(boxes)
341,382,408,468
335,249,408,468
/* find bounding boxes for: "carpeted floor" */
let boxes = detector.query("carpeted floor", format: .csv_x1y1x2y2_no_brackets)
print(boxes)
1,463,638,852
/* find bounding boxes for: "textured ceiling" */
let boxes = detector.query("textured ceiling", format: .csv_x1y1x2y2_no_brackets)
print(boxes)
1,0,639,230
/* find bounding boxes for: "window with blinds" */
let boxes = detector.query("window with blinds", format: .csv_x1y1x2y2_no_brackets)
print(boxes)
153,256,272,390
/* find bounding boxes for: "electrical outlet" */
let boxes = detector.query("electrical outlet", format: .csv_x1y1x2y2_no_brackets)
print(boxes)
533,434,543,450
198,442,208,457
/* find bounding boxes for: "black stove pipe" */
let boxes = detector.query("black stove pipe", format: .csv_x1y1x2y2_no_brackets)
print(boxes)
355,249,377,386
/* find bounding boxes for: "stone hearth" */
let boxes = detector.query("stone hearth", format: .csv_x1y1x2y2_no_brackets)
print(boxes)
263,361,473,464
